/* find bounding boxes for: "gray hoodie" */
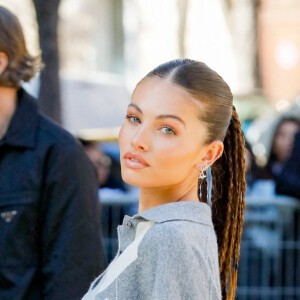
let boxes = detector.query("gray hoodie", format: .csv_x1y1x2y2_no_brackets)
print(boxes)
82,201,221,300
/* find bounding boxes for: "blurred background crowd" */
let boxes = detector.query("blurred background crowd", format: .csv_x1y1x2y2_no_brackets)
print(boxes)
1,0,300,299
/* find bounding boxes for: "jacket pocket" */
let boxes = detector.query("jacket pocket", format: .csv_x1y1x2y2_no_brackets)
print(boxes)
0,192,33,223
0,191,39,267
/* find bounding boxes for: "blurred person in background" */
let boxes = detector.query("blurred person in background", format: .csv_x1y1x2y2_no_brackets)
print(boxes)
276,130,300,199
248,117,300,197
80,140,128,192
0,6,105,300
80,140,111,188
261,117,300,180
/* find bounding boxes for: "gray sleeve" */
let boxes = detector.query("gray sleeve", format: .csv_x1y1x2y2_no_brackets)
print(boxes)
137,222,221,300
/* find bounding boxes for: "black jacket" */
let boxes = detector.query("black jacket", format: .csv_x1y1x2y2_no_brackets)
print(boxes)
276,131,300,199
0,89,105,300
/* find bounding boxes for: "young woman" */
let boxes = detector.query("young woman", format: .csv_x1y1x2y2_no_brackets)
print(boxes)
83,59,246,300
261,117,300,180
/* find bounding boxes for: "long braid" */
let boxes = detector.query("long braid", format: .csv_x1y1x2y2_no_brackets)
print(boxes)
211,106,246,299
229,109,246,299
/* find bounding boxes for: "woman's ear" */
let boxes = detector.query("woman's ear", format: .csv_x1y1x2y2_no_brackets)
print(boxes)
197,140,224,169
0,52,9,75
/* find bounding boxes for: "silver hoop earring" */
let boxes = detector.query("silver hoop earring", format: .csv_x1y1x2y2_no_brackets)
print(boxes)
198,166,206,179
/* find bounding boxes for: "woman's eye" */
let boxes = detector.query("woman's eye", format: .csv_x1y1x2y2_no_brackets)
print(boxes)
161,126,176,135
126,115,141,123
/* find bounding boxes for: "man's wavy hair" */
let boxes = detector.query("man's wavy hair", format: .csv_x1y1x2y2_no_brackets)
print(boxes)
0,6,43,88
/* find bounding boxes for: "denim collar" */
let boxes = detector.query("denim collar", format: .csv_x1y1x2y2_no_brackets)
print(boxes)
1,88,39,148
135,201,212,226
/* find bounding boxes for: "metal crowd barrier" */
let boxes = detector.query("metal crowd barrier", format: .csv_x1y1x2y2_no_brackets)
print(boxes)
100,194,300,299
237,196,300,300
100,194,139,263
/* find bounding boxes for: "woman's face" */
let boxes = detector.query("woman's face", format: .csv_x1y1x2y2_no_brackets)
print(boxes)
273,121,299,163
118,77,209,188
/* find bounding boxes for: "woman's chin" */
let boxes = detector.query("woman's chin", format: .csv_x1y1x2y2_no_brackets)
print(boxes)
121,171,151,188
122,176,147,187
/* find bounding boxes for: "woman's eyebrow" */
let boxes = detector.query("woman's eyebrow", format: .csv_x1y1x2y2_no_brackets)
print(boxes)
155,114,186,126
128,103,142,114
128,103,185,126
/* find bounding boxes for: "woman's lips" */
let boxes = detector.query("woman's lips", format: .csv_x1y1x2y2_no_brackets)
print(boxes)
123,152,149,169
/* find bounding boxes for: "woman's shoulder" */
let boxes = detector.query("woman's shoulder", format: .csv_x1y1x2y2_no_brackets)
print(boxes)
138,219,215,255
136,219,220,285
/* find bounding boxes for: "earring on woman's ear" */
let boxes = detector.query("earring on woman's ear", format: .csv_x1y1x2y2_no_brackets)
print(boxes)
198,165,206,179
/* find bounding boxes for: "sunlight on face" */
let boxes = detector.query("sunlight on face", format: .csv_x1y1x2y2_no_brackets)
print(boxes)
118,77,208,188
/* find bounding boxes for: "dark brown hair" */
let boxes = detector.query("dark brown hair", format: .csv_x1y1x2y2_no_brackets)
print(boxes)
146,59,246,300
0,6,42,88
264,116,300,178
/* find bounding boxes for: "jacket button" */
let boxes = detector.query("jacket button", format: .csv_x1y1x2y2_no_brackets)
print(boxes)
126,221,132,227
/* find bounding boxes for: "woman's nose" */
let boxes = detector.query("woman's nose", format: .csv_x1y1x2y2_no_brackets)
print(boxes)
131,125,149,152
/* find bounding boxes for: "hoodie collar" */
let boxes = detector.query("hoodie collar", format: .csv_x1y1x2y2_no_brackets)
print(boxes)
135,201,213,226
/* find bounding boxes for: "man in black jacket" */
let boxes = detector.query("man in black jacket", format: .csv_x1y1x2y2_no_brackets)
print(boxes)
276,130,300,199
0,6,105,300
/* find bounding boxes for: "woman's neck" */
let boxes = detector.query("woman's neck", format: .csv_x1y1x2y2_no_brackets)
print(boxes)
138,176,199,213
